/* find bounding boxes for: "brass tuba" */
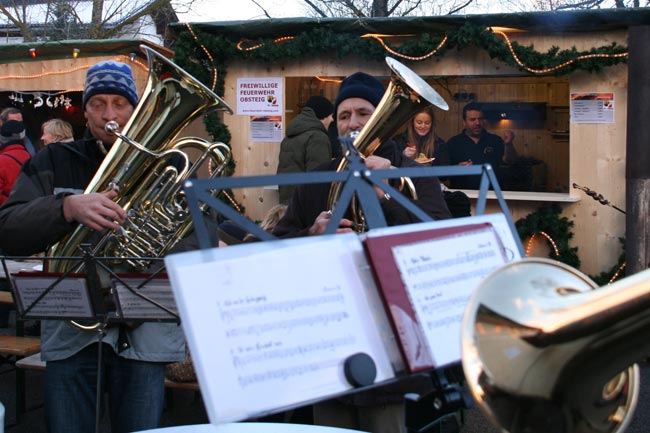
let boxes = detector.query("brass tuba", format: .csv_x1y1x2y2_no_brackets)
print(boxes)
462,257,644,433
48,45,233,273
326,57,448,232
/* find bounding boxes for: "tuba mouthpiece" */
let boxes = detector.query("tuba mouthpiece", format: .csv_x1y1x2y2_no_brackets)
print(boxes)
105,121,120,135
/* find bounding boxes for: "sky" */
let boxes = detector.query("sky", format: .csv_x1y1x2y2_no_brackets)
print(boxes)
177,0,311,22
176,0,515,23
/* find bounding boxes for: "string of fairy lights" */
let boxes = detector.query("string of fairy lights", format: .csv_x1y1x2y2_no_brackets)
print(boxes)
0,51,148,110
184,22,219,91
491,30,629,75
181,23,628,76
362,33,449,62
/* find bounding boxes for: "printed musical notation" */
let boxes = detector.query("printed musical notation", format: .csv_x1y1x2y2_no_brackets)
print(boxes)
12,276,93,318
217,275,360,381
393,226,507,366
165,233,396,423
114,279,178,320
219,292,345,323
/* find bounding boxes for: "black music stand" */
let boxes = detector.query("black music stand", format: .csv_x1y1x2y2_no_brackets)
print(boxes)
1,247,180,433
179,140,524,431
184,138,522,255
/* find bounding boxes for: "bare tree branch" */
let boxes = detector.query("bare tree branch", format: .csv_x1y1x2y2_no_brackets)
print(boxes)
446,0,473,14
342,0,367,17
302,0,329,17
250,0,273,18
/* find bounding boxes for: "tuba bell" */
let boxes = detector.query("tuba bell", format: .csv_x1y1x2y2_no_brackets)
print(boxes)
326,57,448,232
48,45,233,273
462,257,645,433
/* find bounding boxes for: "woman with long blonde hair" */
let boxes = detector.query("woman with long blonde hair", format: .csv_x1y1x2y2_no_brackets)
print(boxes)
394,105,445,165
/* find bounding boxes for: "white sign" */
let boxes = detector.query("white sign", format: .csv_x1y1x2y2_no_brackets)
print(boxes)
165,234,398,424
249,116,283,142
236,77,283,116
570,92,614,124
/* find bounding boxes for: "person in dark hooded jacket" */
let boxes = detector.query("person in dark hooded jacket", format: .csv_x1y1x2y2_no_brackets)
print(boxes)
276,95,334,203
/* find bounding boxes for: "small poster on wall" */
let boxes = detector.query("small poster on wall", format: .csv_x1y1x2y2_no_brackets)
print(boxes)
236,77,283,116
249,116,283,142
570,92,614,124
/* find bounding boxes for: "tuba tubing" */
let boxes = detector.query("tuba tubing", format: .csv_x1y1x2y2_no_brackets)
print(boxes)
48,45,233,274
462,257,647,433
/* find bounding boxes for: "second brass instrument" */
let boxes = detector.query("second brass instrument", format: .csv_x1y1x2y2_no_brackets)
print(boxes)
326,57,448,232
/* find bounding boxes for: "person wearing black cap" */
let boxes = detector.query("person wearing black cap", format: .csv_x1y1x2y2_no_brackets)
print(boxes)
0,107,37,155
273,72,451,239
273,72,451,433
0,60,184,433
276,95,334,204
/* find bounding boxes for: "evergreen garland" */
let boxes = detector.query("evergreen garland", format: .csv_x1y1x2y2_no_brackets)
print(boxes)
515,204,627,285
589,237,626,285
515,203,581,269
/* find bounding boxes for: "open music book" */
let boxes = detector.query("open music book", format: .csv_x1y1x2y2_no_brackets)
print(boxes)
164,213,522,424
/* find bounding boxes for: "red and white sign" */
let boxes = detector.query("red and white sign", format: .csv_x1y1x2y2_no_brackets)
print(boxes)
236,77,283,116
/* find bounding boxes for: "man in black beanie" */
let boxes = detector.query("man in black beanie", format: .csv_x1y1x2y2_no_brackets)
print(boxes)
277,95,334,204
274,72,450,238
273,72,451,433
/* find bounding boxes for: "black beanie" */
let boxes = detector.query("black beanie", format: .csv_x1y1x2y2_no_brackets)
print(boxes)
305,95,333,120
0,120,25,145
334,72,385,119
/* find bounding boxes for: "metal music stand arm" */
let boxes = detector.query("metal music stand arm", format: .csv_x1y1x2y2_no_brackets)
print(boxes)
404,369,473,433
182,159,524,257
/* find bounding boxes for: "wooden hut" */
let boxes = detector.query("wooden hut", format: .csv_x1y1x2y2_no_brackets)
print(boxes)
170,9,650,277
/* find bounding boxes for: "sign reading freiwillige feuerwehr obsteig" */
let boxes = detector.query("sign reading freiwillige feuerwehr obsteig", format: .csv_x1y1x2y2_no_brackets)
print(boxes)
236,77,283,115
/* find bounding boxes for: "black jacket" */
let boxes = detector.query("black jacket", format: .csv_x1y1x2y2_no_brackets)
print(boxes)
0,137,102,255
273,140,451,237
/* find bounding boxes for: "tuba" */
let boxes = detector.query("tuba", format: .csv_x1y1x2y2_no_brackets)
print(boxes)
462,257,645,433
48,45,233,273
326,57,448,232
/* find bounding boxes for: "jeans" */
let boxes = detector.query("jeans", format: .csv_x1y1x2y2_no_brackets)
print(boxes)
44,342,166,433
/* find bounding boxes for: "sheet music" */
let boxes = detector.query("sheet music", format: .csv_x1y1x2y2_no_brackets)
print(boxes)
114,279,178,320
368,213,522,263
392,226,507,366
165,233,396,423
12,276,93,319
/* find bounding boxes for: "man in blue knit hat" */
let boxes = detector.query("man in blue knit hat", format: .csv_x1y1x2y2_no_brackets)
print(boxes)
0,60,184,433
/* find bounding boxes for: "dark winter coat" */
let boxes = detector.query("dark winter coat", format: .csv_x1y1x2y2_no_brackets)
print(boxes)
277,107,331,203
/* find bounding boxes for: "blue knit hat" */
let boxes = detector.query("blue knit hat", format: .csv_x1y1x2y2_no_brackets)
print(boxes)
83,61,138,108
334,72,385,119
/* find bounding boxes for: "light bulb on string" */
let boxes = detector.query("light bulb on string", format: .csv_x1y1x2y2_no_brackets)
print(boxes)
73,48,80,59
29,48,36,58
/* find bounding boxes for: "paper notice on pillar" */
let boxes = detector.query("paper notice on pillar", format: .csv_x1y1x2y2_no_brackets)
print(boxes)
237,77,283,116
249,116,283,142
570,92,614,124
165,233,396,424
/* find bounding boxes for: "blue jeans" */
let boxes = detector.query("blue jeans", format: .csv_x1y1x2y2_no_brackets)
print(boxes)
44,342,166,433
